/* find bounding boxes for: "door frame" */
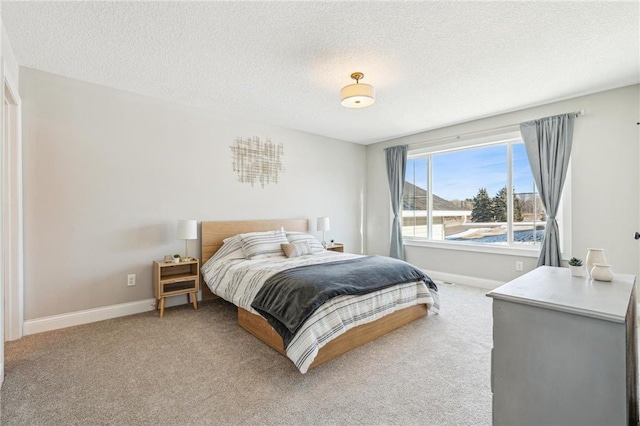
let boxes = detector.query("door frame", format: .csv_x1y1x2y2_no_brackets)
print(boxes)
2,58,23,344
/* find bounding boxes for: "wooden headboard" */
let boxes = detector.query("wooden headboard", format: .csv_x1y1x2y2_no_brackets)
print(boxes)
200,219,309,264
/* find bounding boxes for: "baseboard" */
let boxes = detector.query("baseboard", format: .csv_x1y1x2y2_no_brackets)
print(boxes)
21,273,500,336
425,270,504,290
23,294,194,336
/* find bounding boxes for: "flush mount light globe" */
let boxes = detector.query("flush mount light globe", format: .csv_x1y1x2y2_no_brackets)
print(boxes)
340,72,375,108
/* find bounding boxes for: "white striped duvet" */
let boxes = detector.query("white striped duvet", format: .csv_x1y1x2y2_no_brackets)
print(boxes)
201,252,440,373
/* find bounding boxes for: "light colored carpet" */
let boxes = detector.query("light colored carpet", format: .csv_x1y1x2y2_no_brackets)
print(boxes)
1,284,492,425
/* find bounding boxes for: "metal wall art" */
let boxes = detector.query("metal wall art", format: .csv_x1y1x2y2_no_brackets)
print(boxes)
230,136,285,188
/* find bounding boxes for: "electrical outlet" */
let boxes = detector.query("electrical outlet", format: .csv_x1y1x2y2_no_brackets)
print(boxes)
515,261,523,271
127,274,136,286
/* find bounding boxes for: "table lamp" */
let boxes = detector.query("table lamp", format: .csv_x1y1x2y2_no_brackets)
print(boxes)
177,219,197,259
317,216,330,248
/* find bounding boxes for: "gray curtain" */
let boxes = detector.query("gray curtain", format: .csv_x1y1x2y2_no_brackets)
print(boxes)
385,145,408,259
520,113,575,267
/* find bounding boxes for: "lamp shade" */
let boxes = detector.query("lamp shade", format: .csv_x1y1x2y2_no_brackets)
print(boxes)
317,216,331,232
177,220,197,240
340,83,375,108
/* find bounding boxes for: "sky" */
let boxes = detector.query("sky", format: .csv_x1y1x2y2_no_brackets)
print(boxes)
406,143,537,200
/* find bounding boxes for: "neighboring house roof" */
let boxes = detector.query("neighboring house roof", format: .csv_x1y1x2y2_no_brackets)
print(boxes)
402,181,469,212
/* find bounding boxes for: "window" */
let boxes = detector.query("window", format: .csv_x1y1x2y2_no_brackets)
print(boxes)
403,132,548,250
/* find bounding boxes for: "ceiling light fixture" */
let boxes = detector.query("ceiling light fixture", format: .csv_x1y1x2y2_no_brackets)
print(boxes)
340,72,375,108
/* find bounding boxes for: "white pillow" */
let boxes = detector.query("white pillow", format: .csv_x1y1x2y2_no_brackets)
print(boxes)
209,235,246,263
286,232,325,253
200,235,246,278
239,230,288,259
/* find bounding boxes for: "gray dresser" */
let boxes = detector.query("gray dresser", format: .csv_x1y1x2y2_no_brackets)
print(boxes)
487,266,638,425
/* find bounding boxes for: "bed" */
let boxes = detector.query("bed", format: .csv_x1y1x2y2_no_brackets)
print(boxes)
200,219,439,373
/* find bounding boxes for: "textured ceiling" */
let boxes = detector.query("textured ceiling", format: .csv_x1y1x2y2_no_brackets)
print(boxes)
1,1,639,145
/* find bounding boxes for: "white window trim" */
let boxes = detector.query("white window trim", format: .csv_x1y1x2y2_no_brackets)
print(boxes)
404,237,541,258
404,129,572,260
408,129,522,157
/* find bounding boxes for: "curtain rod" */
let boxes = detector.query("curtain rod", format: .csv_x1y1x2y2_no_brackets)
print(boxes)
384,109,585,150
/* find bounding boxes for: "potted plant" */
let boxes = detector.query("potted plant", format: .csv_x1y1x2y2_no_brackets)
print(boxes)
568,257,584,277
173,254,181,264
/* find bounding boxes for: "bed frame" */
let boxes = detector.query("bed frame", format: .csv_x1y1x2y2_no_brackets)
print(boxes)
201,219,428,370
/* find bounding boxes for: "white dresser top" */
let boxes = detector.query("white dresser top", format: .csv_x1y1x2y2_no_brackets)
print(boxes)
487,266,636,323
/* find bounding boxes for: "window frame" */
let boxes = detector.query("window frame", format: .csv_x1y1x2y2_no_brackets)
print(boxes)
402,129,571,259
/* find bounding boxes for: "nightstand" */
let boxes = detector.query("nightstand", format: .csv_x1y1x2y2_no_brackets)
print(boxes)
326,243,344,253
153,258,200,318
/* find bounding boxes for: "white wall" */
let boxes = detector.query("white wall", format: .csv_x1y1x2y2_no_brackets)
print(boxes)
1,23,18,87
20,67,366,320
367,85,640,284
19,66,640,320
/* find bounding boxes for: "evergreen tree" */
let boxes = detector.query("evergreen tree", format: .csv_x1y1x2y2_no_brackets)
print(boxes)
513,192,524,222
492,187,508,222
471,188,493,222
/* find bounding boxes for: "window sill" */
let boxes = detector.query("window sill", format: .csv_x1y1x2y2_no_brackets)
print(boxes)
403,238,541,258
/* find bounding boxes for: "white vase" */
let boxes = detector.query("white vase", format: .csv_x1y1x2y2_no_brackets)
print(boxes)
585,248,607,278
570,265,584,277
591,263,613,282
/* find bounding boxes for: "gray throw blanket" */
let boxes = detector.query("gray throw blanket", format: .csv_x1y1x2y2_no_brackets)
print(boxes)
251,255,437,347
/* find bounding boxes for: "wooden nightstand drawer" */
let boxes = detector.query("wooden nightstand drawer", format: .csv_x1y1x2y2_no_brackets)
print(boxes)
162,279,197,294
326,243,344,253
